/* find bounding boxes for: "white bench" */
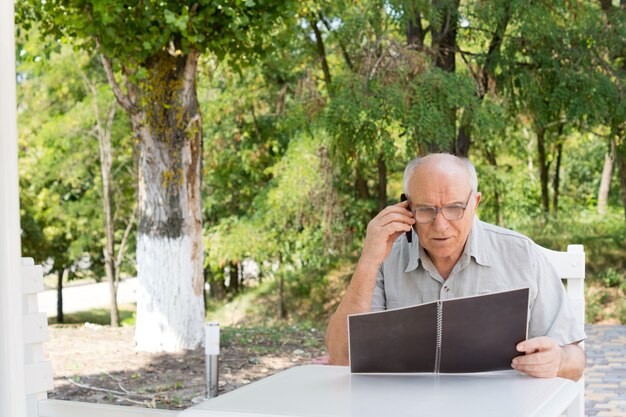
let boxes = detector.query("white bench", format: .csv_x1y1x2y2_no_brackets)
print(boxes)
21,258,177,417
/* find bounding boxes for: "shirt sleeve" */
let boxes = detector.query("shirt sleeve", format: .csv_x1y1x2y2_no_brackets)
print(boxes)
527,244,587,346
370,263,386,312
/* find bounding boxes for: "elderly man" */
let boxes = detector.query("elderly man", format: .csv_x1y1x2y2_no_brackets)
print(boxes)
326,153,585,381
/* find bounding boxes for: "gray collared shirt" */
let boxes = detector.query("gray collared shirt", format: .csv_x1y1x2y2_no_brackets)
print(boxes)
371,216,586,346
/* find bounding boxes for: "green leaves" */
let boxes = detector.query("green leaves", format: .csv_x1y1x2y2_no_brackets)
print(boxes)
15,0,626,304
164,9,190,33
17,39,135,277
17,0,296,68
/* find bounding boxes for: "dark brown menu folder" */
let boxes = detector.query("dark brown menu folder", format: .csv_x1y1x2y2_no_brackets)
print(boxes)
348,288,529,373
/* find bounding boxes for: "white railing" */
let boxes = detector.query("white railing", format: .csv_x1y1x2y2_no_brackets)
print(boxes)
22,257,180,417
22,258,54,416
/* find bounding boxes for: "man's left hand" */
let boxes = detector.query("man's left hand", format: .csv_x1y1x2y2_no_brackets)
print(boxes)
511,336,564,378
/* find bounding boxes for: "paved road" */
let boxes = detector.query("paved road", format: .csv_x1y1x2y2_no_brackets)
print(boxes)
585,325,626,417
37,278,138,317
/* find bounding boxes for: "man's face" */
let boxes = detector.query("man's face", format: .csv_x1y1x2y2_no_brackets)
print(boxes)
408,162,481,265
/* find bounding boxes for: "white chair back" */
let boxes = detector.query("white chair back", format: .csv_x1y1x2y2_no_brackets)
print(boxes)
539,244,585,417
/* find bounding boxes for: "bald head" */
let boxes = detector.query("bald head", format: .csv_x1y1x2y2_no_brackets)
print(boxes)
402,154,478,199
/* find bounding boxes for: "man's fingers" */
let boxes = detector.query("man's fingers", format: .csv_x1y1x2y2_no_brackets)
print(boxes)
512,362,558,378
383,222,412,235
512,351,553,366
512,337,563,379
512,362,553,373
377,212,415,227
374,202,413,220
517,336,555,353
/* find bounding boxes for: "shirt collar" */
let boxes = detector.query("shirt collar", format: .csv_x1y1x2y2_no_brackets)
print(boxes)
467,216,493,267
404,215,493,273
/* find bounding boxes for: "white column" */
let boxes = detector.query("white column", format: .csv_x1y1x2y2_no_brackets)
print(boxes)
0,1,27,417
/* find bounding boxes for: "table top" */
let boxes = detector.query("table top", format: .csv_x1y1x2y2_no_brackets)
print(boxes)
178,365,578,417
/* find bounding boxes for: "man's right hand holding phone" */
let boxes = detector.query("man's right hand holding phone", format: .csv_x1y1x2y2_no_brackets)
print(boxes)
327,198,415,365
359,199,415,270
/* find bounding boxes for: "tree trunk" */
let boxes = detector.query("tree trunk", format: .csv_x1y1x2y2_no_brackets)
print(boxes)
598,138,616,215
321,17,353,71
207,266,226,300
536,126,550,216
598,0,626,225
552,136,564,219
126,50,204,352
406,9,425,48
238,262,244,291
229,262,240,294
355,163,370,200
431,0,460,153
278,273,287,319
377,152,387,211
484,147,504,226
310,16,332,90
455,3,510,157
96,99,119,327
82,73,124,328
432,0,459,73
56,269,64,324
615,127,626,225
108,265,119,327
456,121,471,158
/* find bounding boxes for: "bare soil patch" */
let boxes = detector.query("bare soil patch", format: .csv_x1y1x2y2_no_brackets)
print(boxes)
45,323,327,410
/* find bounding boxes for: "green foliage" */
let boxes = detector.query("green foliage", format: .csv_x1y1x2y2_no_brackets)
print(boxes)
17,0,296,69
17,36,136,279
599,268,624,289
585,283,625,324
16,0,626,326
205,130,349,275
513,210,625,278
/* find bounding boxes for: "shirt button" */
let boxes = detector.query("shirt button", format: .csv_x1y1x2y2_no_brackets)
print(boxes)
444,287,450,292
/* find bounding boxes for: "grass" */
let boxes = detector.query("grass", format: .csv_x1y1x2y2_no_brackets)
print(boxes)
220,324,325,355
47,304,136,326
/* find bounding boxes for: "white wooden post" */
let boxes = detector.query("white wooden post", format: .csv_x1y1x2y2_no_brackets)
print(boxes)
0,1,28,417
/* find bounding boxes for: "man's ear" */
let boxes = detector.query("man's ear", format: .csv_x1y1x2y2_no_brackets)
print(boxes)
474,192,482,209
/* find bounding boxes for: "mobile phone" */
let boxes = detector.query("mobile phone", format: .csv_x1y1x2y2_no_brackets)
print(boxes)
400,193,412,243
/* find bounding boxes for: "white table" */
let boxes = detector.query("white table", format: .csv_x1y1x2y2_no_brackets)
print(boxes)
179,365,579,417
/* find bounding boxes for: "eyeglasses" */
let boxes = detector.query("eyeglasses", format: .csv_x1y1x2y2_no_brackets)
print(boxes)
411,191,473,224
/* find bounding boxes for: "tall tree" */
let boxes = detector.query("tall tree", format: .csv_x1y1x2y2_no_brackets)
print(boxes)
19,1,293,351
597,0,626,224
393,0,514,156
81,73,135,327
498,0,618,218
17,39,136,324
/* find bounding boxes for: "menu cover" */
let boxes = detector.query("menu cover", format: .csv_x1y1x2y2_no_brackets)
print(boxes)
348,288,529,373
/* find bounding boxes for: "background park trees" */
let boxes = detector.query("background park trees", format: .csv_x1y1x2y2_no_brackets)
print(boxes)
16,0,626,347
18,0,295,351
